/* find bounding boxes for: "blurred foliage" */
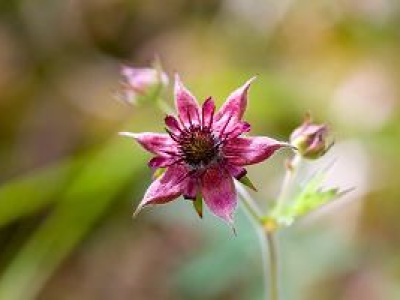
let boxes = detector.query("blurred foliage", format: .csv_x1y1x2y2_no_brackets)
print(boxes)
0,0,399,299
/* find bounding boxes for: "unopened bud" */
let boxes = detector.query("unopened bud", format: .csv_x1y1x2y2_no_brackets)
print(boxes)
119,65,168,105
290,114,332,159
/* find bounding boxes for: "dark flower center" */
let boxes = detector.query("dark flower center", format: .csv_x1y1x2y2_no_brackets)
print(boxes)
178,126,219,168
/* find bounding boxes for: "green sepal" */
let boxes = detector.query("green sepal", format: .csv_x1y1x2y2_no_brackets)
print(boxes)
193,193,203,219
238,175,257,191
152,168,166,180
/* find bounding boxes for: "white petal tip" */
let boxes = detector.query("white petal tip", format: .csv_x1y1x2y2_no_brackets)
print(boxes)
245,76,257,87
132,204,144,218
118,132,138,138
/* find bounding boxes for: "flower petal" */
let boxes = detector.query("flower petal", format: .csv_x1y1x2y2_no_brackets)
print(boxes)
201,165,237,224
213,77,256,133
225,164,247,179
134,165,187,215
148,156,177,169
224,121,251,139
174,74,200,128
119,132,178,156
164,115,182,135
201,97,216,129
224,136,289,166
183,178,198,200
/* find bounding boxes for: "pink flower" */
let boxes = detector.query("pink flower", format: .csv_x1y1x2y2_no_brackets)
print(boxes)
119,66,169,104
121,75,289,225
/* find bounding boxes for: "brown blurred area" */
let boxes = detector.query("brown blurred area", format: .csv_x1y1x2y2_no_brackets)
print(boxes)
0,0,400,299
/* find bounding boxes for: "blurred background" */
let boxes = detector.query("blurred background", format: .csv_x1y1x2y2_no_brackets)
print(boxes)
0,0,399,299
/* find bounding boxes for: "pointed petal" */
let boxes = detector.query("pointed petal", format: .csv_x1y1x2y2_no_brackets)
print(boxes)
183,177,198,200
201,165,237,224
174,74,200,128
134,165,187,215
119,132,178,156
164,115,182,135
225,164,247,180
224,121,251,139
148,156,177,169
213,77,256,132
224,136,289,166
201,97,216,129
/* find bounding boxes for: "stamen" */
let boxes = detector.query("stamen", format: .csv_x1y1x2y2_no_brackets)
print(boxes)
165,128,179,142
194,108,201,128
178,126,220,169
209,109,214,129
186,108,193,129
219,114,233,138
159,149,180,157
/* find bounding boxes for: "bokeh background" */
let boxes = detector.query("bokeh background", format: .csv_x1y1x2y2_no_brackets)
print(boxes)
0,0,399,299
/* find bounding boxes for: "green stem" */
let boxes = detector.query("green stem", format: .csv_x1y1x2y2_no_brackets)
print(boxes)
275,154,302,212
235,182,262,222
236,184,278,300
266,231,279,300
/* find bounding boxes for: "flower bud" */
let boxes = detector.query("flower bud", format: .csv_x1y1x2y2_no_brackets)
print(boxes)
290,114,332,159
118,66,169,105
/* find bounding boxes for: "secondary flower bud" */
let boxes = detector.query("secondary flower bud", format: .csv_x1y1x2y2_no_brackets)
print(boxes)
290,114,331,159
119,66,169,105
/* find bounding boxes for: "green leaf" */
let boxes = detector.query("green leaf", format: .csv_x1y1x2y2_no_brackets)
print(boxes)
272,173,351,227
0,137,145,300
0,160,80,227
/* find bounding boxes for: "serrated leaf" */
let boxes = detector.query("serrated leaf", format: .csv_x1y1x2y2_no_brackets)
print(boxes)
272,171,351,227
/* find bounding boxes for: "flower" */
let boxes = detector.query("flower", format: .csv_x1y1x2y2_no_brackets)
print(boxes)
118,66,169,104
120,75,289,225
290,113,332,159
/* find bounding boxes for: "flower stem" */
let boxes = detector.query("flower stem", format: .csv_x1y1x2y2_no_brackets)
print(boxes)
235,182,262,222
266,230,278,300
275,154,302,212
236,183,279,300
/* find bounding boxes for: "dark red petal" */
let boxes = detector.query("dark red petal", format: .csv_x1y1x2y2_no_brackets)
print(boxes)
174,74,200,128
225,121,251,139
148,156,176,169
183,178,198,200
224,136,289,166
134,165,187,215
201,97,216,129
213,77,256,133
225,164,247,180
200,165,237,225
119,132,178,156
165,115,182,135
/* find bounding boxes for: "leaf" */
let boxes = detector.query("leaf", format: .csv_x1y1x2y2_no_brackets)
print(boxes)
0,137,145,300
272,172,351,227
0,160,77,227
